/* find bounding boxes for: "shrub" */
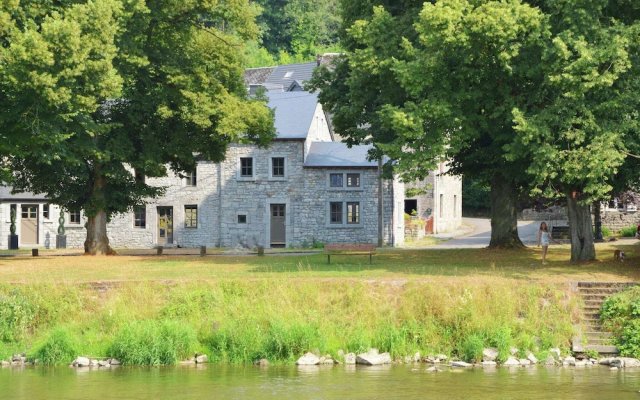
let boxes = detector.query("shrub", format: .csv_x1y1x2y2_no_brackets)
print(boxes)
460,334,484,362
0,291,37,342
619,225,638,237
601,286,640,358
31,327,79,365
108,320,198,365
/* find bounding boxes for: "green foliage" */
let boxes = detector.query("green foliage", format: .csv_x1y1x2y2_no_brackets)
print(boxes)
486,326,513,362
601,286,640,358
0,291,36,342
462,177,491,215
31,328,79,365
619,226,638,237
460,334,484,363
601,226,612,238
108,320,198,365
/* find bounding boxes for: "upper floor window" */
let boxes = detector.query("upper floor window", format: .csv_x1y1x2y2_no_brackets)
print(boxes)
134,206,146,228
184,170,197,187
184,205,197,228
69,210,81,224
329,173,343,187
328,172,362,189
271,157,285,178
240,157,253,178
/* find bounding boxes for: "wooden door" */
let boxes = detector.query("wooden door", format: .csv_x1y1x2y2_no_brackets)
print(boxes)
270,204,286,247
21,205,38,245
157,207,173,245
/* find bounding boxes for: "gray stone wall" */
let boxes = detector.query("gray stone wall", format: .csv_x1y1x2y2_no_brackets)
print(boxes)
601,211,640,232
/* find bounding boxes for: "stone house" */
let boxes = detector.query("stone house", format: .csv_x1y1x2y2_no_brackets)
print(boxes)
0,60,462,250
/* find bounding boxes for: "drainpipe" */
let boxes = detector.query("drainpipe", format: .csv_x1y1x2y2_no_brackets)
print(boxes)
217,162,222,247
378,158,384,247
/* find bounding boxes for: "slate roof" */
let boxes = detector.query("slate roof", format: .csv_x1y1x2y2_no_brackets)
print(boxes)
304,142,377,168
244,66,275,86
265,62,316,91
268,91,319,139
0,186,47,201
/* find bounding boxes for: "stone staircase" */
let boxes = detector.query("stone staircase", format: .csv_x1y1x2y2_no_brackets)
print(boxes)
572,281,637,354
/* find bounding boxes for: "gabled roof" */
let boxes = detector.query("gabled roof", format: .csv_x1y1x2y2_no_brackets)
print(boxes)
304,142,377,168
0,186,47,201
265,62,316,91
268,91,319,139
244,66,275,86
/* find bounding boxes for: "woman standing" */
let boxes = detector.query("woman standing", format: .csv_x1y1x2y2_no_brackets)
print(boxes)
537,222,551,265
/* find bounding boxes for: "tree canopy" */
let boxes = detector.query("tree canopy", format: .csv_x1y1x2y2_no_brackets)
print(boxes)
0,0,274,254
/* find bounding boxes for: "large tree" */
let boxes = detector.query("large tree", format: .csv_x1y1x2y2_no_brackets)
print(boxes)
511,0,640,261
0,0,274,254
312,0,546,248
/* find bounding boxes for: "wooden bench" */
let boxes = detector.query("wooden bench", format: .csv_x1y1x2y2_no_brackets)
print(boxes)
324,244,376,264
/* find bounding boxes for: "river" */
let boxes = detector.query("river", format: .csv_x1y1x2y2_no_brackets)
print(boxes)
2,364,640,399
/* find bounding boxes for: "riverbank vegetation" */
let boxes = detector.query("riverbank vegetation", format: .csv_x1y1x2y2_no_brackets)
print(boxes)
1,243,637,366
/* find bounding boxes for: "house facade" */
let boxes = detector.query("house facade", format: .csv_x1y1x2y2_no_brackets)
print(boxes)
1,60,461,250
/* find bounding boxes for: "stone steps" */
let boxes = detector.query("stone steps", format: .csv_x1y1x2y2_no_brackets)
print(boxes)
572,281,636,355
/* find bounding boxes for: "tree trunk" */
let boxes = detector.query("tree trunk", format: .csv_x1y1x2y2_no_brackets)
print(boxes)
84,170,115,255
489,175,524,248
566,191,595,262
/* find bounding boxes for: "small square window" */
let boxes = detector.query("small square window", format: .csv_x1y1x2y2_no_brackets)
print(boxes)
329,173,343,187
347,202,360,224
330,202,343,224
185,205,197,228
185,170,197,187
346,173,360,188
43,204,50,219
272,157,285,178
134,206,146,228
69,210,81,224
240,158,253,177
237,214,247,224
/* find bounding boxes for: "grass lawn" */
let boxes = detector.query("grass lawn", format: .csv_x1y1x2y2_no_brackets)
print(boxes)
1,240,638,284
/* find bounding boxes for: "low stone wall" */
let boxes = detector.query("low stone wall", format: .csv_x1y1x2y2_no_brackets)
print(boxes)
601,211,640,232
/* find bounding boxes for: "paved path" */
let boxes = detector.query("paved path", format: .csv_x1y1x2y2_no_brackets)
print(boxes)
429,218,541,248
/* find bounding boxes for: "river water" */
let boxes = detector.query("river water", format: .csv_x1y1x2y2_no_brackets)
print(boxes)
2,364,640,399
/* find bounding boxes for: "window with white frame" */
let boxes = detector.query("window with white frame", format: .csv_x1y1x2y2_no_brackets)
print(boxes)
134,206,146,228
271,157,285,178
184,205,197,228
240,157,253,178
184,170,197,187
69,210,81,224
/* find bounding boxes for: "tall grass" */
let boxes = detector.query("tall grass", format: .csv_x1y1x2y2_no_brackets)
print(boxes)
31,327,79,365
0,280,577,365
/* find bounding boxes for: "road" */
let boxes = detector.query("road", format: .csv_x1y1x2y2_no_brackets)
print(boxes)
429,218,542,248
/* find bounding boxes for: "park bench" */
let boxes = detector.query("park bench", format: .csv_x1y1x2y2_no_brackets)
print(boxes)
324,243,376,264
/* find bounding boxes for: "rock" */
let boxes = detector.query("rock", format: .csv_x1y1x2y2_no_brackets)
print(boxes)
563,356,576,366
450,361,472,368
179,360,196,365
319,356,335,365
90,359,100,367
610,358,624,368
356,349,391,366
482,348,499,362
1,361,9,367
519,359,531,366
527,353,538,364
344,353,356,365
73,357,91,367
109,358,121,366
574,360,587,367
549,348,561,359
296,352,320,366
195,354,208,364
610,367,619,371
98,360,110,367
481,361,497,367
436,354,448,362
599,357,613,366
413,352,421,363
509,347,519,356
254,358,269,367
618,357,640,368
426,366,440,372
544,355,557,366
502,357,520,366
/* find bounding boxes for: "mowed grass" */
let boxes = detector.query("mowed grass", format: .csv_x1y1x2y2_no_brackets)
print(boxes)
1,241,638,284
